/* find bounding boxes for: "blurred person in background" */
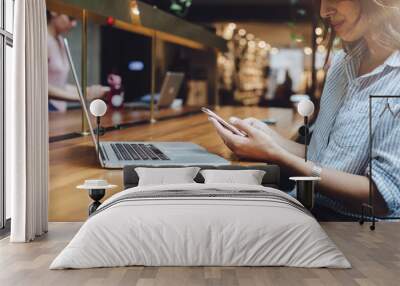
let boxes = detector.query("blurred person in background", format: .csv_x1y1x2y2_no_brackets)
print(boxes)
47,11,111,112
272,70,293,107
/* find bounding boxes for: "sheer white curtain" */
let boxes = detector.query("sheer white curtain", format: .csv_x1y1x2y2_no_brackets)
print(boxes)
7,0,48,242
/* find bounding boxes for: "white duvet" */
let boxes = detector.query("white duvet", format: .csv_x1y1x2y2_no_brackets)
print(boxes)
50,183,351,269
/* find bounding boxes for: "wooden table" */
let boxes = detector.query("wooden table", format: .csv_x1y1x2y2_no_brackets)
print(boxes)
49,106,303,221
49,106,203,139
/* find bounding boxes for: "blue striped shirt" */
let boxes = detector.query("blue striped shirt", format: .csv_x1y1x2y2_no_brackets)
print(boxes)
307,40,400,218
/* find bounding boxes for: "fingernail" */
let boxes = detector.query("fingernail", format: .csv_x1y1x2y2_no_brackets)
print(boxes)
229,117,238,124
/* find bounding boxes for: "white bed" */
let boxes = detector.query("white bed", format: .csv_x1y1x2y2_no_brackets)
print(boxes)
50,183,351,269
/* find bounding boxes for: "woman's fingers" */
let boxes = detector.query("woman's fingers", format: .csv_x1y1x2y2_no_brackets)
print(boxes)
209,118,235,141
209,118,246,149
229,118,256,136
241,117,257,125
209,117,280,161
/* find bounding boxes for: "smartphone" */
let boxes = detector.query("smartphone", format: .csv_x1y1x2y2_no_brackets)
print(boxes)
201,107,247,137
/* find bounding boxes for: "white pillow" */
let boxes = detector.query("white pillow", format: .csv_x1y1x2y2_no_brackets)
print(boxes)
200,169,266,185
136,167,201,186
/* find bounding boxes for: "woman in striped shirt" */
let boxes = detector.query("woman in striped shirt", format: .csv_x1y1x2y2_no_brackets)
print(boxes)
210,0,400,218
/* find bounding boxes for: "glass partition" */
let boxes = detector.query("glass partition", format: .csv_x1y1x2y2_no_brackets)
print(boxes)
46,2,223,141
47,15,154,139
157,40,216,108
47,13,84,138
47,14,202,140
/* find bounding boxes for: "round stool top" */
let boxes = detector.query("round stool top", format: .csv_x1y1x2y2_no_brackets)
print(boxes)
77,179,117,190
289,176,321,181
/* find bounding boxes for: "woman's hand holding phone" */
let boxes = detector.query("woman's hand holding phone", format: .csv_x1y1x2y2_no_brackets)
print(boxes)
205,110,287,162
201,108,247,137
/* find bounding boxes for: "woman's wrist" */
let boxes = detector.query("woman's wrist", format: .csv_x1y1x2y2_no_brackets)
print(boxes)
275,147,293,166
266,145,292,166
279,150,314,176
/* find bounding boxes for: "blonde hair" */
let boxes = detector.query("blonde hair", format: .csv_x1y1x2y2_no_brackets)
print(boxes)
318,0,400,62
364,0,400,50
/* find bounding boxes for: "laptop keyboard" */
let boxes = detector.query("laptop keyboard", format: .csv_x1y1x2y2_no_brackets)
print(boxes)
110,143,170,161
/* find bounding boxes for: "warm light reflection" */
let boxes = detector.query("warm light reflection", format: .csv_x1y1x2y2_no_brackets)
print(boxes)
238,29,246,36
270,47,279,55
258,41,266,49
239,38,247,46
228,23,237,29
132,6,140,15
246,33,255,41
130,1,141,23
315,27,323,36
216,23,269,104
304,47,313,55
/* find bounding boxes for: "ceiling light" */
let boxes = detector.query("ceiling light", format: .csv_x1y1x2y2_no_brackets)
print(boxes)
246,33,255,41
271,47,279,55
295,37,303,43
304,47,312,55
258,41,267,49
228,23,237,30
315,27,323,36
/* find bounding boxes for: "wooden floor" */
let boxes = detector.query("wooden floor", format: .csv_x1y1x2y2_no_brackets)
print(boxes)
1,222,399,286
49,107,303,222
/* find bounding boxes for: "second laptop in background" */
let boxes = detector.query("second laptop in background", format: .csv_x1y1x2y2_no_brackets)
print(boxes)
124,72,184,110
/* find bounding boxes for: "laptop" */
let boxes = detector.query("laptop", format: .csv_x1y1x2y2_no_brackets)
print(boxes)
63,38,230,169
125,72,184,110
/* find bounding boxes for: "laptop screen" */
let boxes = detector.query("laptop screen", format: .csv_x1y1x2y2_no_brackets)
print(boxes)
62,38,100,156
